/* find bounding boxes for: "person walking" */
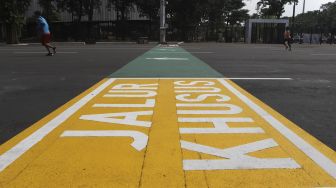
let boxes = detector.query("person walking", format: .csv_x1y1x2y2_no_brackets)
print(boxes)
35,11,56,56
284,27,292,51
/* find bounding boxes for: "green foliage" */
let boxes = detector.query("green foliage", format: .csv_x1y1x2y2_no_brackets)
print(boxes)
56,0,83,21
135,0,160,20
0,0,31,24
0,0,31,43
38,0,60,21
83,0,102,21
295,11,320,30
295,1,336,33
257,0,298,18
108,0,135,20
162,0,248,40
222,0,249,25
56,0,101,21
320,1,336,32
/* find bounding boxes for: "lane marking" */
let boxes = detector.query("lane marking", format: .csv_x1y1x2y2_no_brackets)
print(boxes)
61,130,148,151
0,78,115,172
218,78,336,179
93,99,155,108
0,78,335,187
181,139,301,170
13,52,78,54
311,54,336,56
150,52,214,54
146,57,189,61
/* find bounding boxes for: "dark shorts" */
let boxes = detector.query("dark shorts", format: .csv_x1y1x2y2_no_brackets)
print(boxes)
284,38,291,44
41,33,51,45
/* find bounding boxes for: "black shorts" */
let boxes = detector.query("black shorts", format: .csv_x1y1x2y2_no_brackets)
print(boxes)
284,39,291,44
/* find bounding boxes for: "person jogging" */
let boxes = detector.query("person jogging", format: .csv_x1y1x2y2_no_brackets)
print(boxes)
284,27,292,51
35,11,56,56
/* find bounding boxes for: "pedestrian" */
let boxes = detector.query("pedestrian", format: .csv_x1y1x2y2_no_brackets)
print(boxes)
35,11,56,56
283,27,292,51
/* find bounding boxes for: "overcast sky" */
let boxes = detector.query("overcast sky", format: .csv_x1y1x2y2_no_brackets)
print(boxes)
244,0,335,16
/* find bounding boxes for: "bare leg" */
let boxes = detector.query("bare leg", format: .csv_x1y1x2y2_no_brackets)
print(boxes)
44,45,51,53
284,41,288,50
44,43,56,54
288,41,292,51
45,43,56,53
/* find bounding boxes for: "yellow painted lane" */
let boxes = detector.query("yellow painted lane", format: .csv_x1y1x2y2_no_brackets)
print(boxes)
0,78,335,187
140,80,185,187
176,79,336,187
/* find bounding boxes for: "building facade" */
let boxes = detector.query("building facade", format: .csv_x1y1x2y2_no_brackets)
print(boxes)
25,0,149,22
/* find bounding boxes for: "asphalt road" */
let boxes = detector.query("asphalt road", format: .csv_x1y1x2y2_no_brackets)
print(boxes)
0,43,335,152
0,44,154,144
188,43,336,151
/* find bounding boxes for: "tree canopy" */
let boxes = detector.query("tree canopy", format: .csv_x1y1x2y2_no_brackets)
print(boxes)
56,0,101,22
161,0,248,40
38,0,59,21
0,0,31,43
0,0,31,24
257,0,298,18
295,1,336,33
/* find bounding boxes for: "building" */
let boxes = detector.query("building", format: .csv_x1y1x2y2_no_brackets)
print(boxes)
25,0,149,22
245,19,289,44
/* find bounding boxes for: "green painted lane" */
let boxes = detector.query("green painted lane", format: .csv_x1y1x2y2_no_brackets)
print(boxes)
109,46,223,78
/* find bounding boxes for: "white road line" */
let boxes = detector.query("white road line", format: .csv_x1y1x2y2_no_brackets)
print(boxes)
61,130,148,151
11,51,77,54
150,52,214,54
217,78,336,179
0,78,115,172
311,54,336,56
146,57,189,61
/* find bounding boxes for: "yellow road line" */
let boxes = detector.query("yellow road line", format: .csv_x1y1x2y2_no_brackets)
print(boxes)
0,78,335,187
140,79,185,187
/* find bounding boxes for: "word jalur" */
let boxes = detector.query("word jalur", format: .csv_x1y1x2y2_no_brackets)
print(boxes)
61,81,300,171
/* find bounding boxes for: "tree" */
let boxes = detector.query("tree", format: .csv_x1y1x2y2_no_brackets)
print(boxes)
82,0,101,41
135,0,159,21
39,0,59,21
294,1,336,34
107,0,135,39
295,10,320,32
57,0,101,22
55,0,101,41
223,0,248,26
200,0,248,40
108,0,135,21
0,0,31,44
257,0,298,18
320,2,336,33
251,13,261,19
166,0,208,41
134,0,160,39
56,0,87,22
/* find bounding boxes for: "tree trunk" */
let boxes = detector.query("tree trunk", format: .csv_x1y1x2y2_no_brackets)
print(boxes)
5,23,20,44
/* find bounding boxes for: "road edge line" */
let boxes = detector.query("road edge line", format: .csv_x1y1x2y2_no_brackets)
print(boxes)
217,78,336,180
0,78,116,172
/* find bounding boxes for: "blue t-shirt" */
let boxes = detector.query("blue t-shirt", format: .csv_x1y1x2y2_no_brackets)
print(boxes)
37,16,50,34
